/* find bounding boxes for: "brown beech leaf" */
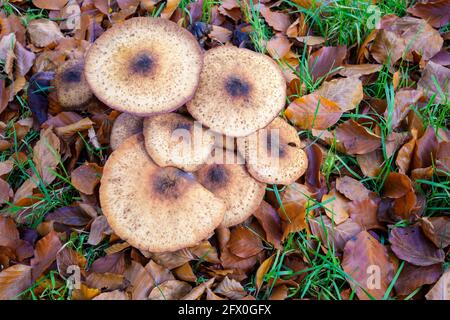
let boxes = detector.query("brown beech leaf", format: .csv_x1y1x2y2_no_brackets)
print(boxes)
321,189,349,225
27,19,64,48
253,201,282,249
71,163,102,195
88,215,112,246
228,226,263,259
149,280,192,300
269,285,288,300
357,150,384,177
337,64,382,78
217,227,257,271
145,260,175,286
173,263,196,283
54,117,94,139
149,249,195,270
315,77,363,112
370,29,406,65
309,216,362,251
104,242,130,255
91,252,126,274
394,263,442,296
305,144,323,189
0,178,13,205
256,254,275,290
33,127,61,185
336,176,370,202
161,0,180,19
214,276,247,299
286,93,342,130
418,61,450,103
14,42,35,77
31,231,62,280
0,160,13,176
71,284,100,300
208,25,232,44
335,119,381,155
347,197,382,230
93,290,130,300
412,126,438,170
181,277,215,300
420,217,450,248
390,226,445,266
0,264,32,300
383,172,413,199
56,246,86,278
85,272,127,291
124,261,154,300
45,206,92,226
342,230,394,300
425,270,450,300
389,89,423,130
408,0,450,28
0,216,19,247
392,189,417,220
266,33,291,59
396,129,418,174
189,241,220,264
308,46,347,80
32,0,68,10
258,5,290,33
278,201,308,240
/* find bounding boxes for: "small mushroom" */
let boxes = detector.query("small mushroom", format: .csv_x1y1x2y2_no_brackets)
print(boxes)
195,150,266,227
84,17,203,115
143,113,216,172
53,59,93,110
110,113,143,151
238,117,308,185
99,134,226,252
187,46,286,137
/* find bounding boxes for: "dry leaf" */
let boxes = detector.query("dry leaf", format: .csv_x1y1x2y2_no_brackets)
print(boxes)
336,176,370,202
321,189,349,225
253,201,282,249
256,254,275,290
335,119,381,155
425,270,450,300
394,263,442,296
31,231,62,281
71,162,102,195
148,280,192,300
309,216,362,251
27,19,64,48
420,217,450,248
228,226,264,259
315,77,363,112
214,276,247,299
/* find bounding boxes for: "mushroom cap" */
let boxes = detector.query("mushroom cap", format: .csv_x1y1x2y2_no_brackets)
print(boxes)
110,113,143,151
143,113,216,172
187,46,286,137
195,150,266,227
53,59,93,110
84,17,203,115
99,134,226,252
237,117,308,185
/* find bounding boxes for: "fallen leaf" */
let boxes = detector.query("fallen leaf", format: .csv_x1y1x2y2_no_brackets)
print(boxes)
228,226,264,259
93,290,130,300
124,261,154,300
252,201,282,249
173,263,196,283
396,129,418,174
285,93,342,130
357,150,384,177
56,246,86,278
71,162,102,195
217,228,257,271
383,172,413,199
337,64,382,78
389,89,423,130
278,201,308,239
88,215,112,245
425,270,450,300
269,285,288,300
182,277,215,300
161,0,180,19
28,72,54,124
33,127,61,185
412,126,438,170
31,231,62,281
336,176,370,202
32,0,68,10
90,252,125,274
0,264,32,300
27,19,64,48
45,206,92,226
392,189,417,220
308,46,347,80
206,287,226,300
0,179,13,205
309,216,362,251
54,117,94,140
389,226,445,266
214,276,247,299
148,280,192,300
335,119,381,155
256,254,275,290
189,241,220,264
85,272,127,291
342,230,394,300
347,197,382,230
420,217,450,248
266,33,291,59
71,284,100,300
370,29,406,65
321,189,349,225
408,0,450,28
315,77,363,112
149,249,195,270
394,263,442,296
258,4,291,33
146,260,175,286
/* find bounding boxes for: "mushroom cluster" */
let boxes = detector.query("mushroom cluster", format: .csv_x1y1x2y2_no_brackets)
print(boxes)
63,17,309,253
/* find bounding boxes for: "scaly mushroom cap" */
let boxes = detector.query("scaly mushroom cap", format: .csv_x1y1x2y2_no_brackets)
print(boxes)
238,117,308,185
84,17,203,115
53,59,93,110
187,46,286,137
99,134,226,252
143,113,216,172
195,150,266,227
110,113,143,151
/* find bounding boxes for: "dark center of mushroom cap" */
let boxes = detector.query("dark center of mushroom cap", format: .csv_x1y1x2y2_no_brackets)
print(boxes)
152,168,192,199
61,66,82,83
130,53,154,75
204,164,229,190
225,76,250,98
173,122,192,131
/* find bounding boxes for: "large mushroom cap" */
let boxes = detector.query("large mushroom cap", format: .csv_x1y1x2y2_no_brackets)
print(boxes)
110,113,143,151
143,113,216,172
238,117,308,185
85,17,203,115
187,46,286,137
195,150,266,227
100,134,226,252
53,59,93,110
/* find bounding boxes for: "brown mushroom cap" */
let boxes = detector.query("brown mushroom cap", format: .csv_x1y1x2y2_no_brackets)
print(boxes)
237,117,308,185
143,113,216,172
110,113,143,151
187,46,286,137
53,59,93,110
84,17,203,115
99,134,226,252
195,150,266,227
